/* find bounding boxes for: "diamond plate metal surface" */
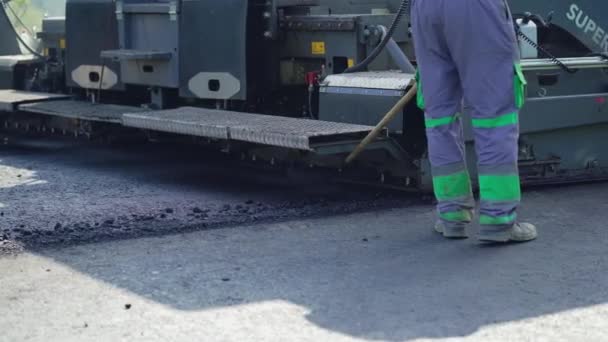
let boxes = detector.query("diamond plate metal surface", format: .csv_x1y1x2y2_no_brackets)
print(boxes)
122,107,231,140
19,100,145,123
0,90,70,112
321,71,415,90
123,107,375,150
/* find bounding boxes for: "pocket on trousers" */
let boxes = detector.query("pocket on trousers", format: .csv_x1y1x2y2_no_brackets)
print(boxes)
514,63,527,109
415,69,425,110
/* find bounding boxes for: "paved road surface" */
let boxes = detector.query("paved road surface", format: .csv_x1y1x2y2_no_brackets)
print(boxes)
1,137,607,341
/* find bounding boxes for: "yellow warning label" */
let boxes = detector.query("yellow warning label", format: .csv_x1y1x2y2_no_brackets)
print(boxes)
311,41,326,55
59,39,66,49
347,58,355,68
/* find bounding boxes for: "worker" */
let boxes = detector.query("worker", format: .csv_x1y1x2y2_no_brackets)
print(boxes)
410,0,537,242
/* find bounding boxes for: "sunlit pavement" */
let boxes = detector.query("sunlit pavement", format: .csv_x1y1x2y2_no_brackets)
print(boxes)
1,181,607,341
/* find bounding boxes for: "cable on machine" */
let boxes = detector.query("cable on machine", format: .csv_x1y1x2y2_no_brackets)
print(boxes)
343,0,409,73
513,12,577,74
0,0,45,59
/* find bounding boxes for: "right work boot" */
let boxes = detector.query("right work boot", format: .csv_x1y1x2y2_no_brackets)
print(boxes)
478,222,537,243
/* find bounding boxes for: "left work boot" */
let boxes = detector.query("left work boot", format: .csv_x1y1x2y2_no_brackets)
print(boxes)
434,221,468,239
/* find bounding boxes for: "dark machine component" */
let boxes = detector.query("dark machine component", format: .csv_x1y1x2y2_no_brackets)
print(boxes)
65,0,124,92
319,71,411,131
179,0,253,104
342,0,408,73
0,3,40,89
34,18,67,92
0,3,20,56
279,12,409,78
101,0,180,108
263,0,320,40
37,18,65,62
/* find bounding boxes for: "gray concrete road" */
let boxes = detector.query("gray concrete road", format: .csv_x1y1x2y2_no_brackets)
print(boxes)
2,186,608,341
1,137,608,341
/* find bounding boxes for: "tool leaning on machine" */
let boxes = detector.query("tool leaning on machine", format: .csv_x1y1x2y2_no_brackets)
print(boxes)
0,0,607,192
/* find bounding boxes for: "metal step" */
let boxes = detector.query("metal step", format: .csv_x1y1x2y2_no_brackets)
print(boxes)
101,49,173,61
0,90,70,112
19,100,146,123
123,107,376,150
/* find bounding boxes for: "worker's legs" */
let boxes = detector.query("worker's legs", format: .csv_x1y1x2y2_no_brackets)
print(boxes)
411,0,474,236
442,0,535,240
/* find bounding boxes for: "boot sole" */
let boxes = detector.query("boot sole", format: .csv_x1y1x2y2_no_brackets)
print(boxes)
478,230,537,243
435,226,468,239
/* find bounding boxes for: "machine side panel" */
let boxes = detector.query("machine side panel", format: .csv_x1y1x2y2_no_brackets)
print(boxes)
65,0,124,91
179,0,248,100
0,8,20,55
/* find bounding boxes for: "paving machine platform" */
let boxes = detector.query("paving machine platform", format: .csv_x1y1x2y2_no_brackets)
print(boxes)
0,90,70,112
122,107,378,150
19,100,146,123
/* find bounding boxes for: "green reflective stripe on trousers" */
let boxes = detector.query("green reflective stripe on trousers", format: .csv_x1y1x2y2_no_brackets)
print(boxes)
433,171,472,201
440,210,472,223
425,114,458,128
472,112,518,128
479,174,521,202
480,213,517,225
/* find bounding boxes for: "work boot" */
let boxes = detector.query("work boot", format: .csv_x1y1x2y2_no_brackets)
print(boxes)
434,221,468,239
478,222,537,243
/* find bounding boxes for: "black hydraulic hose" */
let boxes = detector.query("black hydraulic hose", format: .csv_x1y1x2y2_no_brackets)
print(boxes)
0,1,45,59
343,0,409,73
512,12,576,74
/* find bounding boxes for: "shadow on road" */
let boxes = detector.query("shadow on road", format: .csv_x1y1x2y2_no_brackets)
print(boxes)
37,182,608,341
2,135,608,340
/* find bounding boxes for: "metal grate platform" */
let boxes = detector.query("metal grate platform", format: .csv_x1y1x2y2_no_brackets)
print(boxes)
123,107,376,150
19,100,146,123
0,90,70,112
